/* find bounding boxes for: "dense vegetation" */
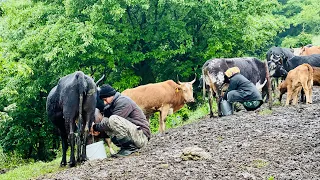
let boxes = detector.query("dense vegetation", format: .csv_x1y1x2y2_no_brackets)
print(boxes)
0,0,319,167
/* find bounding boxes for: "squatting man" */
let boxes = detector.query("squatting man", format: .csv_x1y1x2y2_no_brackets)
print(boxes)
90,84,151,156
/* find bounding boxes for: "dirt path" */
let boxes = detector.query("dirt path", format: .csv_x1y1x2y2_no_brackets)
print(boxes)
40,88,320,180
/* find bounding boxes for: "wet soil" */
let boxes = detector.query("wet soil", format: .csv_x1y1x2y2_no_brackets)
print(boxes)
39,88,320,180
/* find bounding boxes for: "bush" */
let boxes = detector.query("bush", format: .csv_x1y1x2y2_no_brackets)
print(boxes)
281,32,313,47
149,103,210,133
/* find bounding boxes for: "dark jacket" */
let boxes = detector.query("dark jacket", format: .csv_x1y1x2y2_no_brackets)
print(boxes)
223,73,262,102
96,92,151,139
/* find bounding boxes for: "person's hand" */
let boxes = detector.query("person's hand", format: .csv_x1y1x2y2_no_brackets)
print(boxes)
90,122,100,136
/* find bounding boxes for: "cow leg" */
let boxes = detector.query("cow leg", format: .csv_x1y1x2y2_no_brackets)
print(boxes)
302,81,311,104
52,116,68,166
60,132,68,167
76,119,81,163
68,120,76,167
159,104,171,133
300,89,305,103
216,97,222,117
292,87,301,105
285,86,293,106
208,91,214,118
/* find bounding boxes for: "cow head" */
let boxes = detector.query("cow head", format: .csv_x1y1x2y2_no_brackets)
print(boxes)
177,76,196,103
269,62,288,78
270,54,283,65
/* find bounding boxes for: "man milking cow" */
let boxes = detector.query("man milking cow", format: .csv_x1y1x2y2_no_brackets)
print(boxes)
90,84,151,156
219,67,263,116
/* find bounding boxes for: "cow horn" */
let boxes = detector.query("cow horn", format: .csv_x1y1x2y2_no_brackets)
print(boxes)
190,73,196,84
177,75,181,84
95,74,106,86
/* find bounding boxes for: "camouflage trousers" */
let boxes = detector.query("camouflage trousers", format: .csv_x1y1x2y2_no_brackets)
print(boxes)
102,115,148,148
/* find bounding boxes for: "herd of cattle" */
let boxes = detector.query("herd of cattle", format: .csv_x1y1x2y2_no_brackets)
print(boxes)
46,45,320,167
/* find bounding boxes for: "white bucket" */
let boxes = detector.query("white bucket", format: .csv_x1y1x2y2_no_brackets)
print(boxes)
86,141,107,160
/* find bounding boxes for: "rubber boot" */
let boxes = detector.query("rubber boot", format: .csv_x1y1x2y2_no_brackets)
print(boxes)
111,137,138,157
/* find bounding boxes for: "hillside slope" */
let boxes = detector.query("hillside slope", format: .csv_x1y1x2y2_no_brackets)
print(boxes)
40,88,320,180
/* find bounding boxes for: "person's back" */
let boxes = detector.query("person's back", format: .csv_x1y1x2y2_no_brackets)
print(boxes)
227,73,262,102
221,67,263,115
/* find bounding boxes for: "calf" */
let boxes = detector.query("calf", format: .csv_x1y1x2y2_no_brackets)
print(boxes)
122,78,195,133
278,64,313,106
46,71,97,167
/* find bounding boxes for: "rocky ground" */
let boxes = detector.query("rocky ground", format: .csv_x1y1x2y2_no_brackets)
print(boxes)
39,88,320,180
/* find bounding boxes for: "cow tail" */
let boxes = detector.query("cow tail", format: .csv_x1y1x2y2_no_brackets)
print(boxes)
308,64,313,87
202,69,206,100
76,71,86,133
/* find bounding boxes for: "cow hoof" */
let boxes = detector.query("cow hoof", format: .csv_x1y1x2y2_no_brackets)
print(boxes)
60,162,67,167
157,133,164,137
69,162,76,167
80,156,88,162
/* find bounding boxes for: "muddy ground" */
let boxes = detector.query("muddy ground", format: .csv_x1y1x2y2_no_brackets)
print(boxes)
40,88,320,180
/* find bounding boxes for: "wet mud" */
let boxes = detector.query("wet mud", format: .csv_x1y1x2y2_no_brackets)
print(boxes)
40,87,320,180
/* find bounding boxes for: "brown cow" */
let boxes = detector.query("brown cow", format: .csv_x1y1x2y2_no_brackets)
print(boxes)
278,63,313,106
122,78,195,133
300,46,320,56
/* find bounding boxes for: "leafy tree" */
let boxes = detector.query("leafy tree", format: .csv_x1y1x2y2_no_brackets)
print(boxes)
0,0,287,160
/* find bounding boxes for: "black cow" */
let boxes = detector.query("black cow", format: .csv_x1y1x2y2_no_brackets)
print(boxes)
272,54,320,102
46,71,97,167
202,57,271,117
266,47,295,67
283,54,320,72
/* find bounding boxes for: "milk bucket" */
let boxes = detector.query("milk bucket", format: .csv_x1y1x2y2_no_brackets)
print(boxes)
86,141,107,160
220,99,233,116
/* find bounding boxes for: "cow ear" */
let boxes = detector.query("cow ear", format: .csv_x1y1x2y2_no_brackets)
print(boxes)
175,86,182,93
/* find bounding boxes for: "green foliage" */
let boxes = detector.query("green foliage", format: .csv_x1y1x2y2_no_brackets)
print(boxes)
150,103,210,134
281,32,312,47
272,0,320,46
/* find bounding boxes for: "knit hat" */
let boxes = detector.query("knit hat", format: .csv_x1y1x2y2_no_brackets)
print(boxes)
99,84,116,99
225,67,240,78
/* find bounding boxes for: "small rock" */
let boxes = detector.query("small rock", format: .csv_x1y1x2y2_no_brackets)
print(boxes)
237,172,256,180
181,146,212,161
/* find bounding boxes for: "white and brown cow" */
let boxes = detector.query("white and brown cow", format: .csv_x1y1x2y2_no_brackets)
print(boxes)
202,57,272,117
122,78,195,133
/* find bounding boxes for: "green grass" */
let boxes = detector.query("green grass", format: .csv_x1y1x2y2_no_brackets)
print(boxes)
251,159,269,168
268,176,275,180
259,109,273,115
0,158,65,180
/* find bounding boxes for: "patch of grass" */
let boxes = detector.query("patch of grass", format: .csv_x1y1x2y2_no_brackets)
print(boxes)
0,157,65,180
216,136,224,142
272,100,281,106
259,109,273,115
268,176,275,180
251,159,269,168
0,148,33,173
